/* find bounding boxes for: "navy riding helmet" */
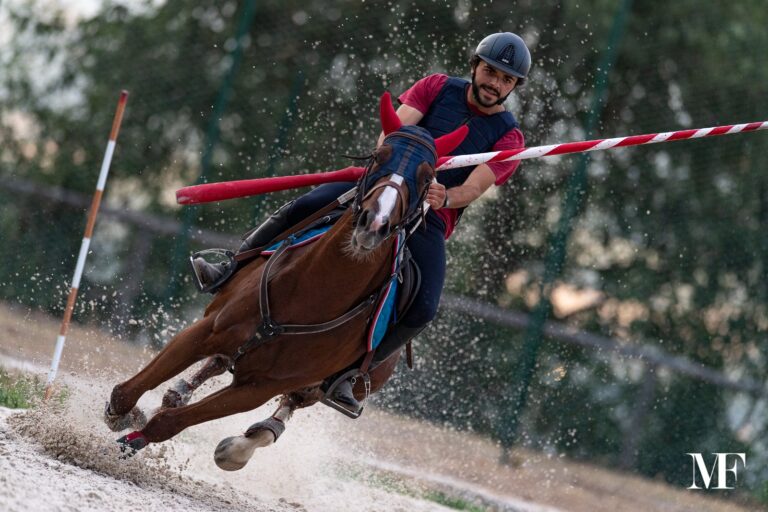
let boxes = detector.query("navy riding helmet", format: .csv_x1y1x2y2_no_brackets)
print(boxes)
474,32,532,86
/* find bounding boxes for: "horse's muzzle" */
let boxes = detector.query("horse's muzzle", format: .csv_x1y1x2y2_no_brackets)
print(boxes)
352,210,391,252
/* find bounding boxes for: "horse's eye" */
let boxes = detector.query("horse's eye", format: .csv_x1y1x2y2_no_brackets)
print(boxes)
417,161,435,185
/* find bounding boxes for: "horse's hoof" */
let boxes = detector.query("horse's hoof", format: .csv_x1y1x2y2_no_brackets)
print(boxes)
161,379,192,408
214,435,259,471
116,431,148,459
103,402,148,432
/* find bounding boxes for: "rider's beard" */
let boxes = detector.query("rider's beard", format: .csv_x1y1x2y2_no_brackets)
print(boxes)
471,72,510,107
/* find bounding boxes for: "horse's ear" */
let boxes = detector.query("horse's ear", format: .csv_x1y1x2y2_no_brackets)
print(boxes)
434,125,469,157
380,92,402,135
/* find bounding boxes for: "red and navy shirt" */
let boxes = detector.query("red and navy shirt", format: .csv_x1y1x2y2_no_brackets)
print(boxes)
399,74,525,238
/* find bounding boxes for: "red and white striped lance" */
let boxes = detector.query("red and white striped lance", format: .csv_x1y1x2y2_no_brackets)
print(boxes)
175,120,768,205
436,121,768,170
44,90,129,400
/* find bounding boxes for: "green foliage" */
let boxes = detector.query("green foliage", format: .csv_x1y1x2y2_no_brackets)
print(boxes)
422,491,487,512
2,0,768,497
339,462,487,511
0,369,45,408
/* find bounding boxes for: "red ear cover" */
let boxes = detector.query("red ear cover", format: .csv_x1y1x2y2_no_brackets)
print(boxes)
380,91,402,135
434,125,469,156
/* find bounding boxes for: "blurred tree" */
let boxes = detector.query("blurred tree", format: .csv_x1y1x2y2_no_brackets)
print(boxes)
1,0,767,497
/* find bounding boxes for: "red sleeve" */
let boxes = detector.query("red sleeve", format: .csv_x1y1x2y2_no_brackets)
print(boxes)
487,127,525,185
397,74,448,114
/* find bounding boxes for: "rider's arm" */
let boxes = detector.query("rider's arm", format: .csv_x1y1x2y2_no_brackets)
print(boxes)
376,104,425,147
430,128,525,209
428,165,496,210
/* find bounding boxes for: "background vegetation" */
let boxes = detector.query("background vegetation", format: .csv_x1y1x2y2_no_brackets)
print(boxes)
1,0,767,501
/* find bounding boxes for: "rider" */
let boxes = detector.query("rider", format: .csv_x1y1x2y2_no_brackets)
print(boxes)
192,32,531,413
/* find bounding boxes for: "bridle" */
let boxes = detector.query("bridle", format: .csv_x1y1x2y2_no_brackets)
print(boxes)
351,129,437,234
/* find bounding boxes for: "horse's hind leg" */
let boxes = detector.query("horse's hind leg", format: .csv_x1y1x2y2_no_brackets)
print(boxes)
213,357,403,468
162,355,230,408
214,389,323,470
107,315,215,421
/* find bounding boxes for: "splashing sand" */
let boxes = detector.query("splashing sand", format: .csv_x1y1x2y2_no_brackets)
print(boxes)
0,370,460,512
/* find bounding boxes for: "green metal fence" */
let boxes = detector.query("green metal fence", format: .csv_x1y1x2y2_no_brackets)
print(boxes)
2,0,768,503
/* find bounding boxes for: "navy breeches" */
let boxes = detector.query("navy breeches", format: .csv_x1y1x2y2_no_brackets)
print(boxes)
280,182,446,329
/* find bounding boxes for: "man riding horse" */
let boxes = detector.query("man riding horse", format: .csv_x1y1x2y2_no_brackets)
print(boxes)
191,32,531,415
106,91,469,457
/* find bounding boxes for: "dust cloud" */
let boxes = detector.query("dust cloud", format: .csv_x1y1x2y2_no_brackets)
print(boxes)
0,371,458,512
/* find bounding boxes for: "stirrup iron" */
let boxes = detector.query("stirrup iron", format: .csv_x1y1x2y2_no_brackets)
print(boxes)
321,368,369,419
190,248,237,293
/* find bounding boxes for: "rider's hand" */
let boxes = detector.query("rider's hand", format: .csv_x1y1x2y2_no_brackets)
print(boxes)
426,181,448,210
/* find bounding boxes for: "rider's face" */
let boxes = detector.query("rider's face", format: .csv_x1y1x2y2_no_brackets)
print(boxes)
472,62,518,107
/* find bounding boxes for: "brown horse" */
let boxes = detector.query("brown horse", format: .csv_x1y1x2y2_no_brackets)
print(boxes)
103,93,467,467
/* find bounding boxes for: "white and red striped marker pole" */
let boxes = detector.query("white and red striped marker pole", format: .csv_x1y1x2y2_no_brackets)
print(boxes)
175,121,768,205
435,121,768,169
44,91,129,401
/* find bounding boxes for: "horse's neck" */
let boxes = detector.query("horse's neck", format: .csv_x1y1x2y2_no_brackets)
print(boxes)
288,211,394,296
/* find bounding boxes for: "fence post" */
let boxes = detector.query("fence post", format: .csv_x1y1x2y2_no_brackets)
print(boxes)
498,0,634,460
619,363,658,469
251,69,305,222
163,0,258,305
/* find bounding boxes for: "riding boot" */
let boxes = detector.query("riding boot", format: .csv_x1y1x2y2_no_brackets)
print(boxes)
329,323,426,413
191,200,295,291
237,200,296,253
191,257,229,288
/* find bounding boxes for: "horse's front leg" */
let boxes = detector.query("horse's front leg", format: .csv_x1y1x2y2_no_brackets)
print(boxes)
105,315,216,430
214,388,324,471
162,355,231,408
118,378,283,456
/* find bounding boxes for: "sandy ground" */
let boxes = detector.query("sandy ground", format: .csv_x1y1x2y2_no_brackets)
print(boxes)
0,301,761,512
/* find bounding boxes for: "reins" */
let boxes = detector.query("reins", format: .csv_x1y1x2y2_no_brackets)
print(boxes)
229,130,436,372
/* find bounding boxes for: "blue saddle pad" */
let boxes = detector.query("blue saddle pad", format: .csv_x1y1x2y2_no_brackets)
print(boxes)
260,226,333,255
366,232,404,352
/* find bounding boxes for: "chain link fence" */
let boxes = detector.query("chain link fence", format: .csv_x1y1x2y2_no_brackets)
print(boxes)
2,0,768,504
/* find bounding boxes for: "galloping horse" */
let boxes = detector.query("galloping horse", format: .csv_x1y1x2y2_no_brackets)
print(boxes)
103,93,468,469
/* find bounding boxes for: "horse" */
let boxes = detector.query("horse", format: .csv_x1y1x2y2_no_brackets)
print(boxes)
103,92,468,470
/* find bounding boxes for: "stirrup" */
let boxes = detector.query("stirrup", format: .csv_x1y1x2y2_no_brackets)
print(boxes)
321,368,369,419
190,248,237,293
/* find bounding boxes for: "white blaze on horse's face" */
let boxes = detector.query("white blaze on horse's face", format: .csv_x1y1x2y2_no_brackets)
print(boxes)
370,174,404,232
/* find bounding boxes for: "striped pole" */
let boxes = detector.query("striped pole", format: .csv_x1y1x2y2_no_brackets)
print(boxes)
174,121,768,205
436,121,768,170
44,91,129,400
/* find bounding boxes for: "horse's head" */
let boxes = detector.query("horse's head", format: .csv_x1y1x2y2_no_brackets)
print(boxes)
349,92,468,254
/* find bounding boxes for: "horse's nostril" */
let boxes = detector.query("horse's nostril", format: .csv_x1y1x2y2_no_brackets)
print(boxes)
357,210,369,228
377,223,390,237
